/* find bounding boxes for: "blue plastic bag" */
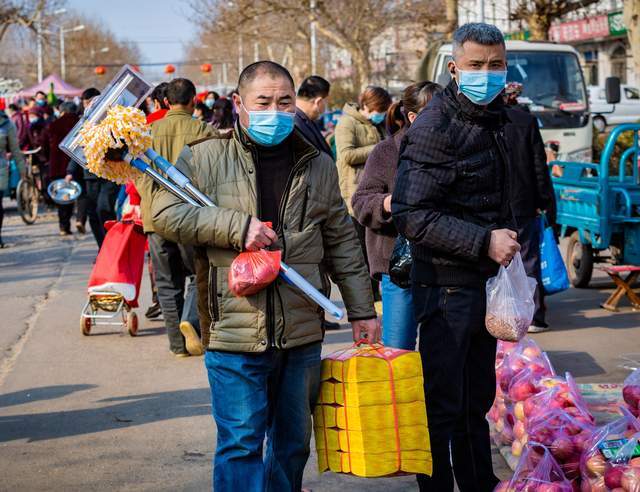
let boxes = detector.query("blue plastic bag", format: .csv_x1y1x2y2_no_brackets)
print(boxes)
8,159,20,191
539,214,570,295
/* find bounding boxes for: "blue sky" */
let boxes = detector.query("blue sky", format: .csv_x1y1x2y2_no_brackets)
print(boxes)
66,0,195,77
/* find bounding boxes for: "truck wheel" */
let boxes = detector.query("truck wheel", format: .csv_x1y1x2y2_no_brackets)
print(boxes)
567,231,593,288
593,116,607,133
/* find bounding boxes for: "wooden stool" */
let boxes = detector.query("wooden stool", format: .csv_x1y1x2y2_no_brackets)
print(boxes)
597,265,640,312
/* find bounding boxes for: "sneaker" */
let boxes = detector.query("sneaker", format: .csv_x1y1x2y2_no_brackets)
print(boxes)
180,321,204,356
76,222,86,234
59,229,72,236
145,302,162,319
172,351,190,358
528,324,550,334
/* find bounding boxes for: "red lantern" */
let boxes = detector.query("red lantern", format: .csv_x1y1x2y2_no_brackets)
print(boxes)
200,63,212,73
131,65,140,73
164,64,176,74
94,65,106,76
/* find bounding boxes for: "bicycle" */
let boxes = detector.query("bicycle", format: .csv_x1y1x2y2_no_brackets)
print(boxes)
16,147,42,225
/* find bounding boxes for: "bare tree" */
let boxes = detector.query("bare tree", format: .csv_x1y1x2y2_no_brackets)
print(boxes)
625,0,640,85
510,0,600,40
189,0,449,93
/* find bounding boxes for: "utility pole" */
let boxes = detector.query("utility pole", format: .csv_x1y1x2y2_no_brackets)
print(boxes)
479,0,485,22
238,35,244,76
507,0,511,32
310,0,317,74
36,10,43,82
222,62,228,86
60,24,84,81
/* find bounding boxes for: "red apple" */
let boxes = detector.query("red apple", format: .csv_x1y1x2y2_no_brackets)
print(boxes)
605,466,624,489
630,457,640,468
622,466,640,491
511,439,523,457
523,345,542,360
551,436,575,461
510,380,537,401
572,430,593,453
514,401,525,421
623,385,640,407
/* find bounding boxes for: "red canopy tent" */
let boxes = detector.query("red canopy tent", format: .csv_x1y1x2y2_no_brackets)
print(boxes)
16,74,83,98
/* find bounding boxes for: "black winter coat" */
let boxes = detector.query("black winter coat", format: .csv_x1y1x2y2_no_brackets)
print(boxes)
503,107,556,224
392,80,514,287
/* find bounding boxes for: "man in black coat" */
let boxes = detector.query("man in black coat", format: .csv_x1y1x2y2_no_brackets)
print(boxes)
392,23,521,491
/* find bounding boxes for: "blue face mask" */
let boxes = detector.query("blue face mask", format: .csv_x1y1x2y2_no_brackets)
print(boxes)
204,98,215,109
36,99,46,107
457,69,507,105
369,112,385,125
241,102,295,146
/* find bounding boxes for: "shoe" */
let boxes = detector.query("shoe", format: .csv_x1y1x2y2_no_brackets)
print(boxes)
528,324,550,333
59,229,72,236
180,321,204,356
323,320,341,330
145,302,162,319
171,351,190,358
76,222,86,234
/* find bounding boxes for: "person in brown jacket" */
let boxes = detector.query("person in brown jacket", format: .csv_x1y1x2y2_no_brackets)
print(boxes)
335,86,391,301
140,78,215,358
150,61,378,492
352,82,441,350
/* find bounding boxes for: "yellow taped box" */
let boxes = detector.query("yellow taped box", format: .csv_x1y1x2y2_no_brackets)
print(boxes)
315,424,429,453
317,449,432,478
313,344,432,478
318,375,425,407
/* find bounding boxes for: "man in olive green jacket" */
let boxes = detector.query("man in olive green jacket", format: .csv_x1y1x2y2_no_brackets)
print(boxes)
150,61,378,492
140,78,214,358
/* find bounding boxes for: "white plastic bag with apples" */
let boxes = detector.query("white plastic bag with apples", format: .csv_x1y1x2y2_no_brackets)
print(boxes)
485,252,537,342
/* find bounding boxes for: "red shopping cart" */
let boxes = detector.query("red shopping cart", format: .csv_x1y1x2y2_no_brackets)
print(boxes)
80,216,146,336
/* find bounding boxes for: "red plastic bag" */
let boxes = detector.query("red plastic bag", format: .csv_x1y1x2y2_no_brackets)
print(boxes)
580,407,640,491
495,443,573,492
228,249,281,296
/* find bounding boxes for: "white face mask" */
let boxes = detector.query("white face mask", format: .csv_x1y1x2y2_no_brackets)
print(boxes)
29,116,38,124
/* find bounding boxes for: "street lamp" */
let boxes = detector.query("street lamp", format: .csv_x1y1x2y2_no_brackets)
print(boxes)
90,46,110,59
60,24,85,81
35,8,68,82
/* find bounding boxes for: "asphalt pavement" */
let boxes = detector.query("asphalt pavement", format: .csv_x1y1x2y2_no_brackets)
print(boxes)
1,199,639,491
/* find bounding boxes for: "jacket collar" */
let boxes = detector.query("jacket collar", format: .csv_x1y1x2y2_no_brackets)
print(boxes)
165,108,193,119
342,102,372,125
444,78,506,127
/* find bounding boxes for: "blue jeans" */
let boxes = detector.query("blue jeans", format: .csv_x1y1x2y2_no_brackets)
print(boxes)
381,274,418,350
205,342,322,492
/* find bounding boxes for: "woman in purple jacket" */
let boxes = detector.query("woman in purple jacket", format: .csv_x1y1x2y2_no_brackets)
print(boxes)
352,81,441,349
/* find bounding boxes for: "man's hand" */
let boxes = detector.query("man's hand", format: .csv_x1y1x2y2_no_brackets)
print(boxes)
244,217,277,251
64,174,73,183
351,318,381,344
488,229,520,266
383,194,392,213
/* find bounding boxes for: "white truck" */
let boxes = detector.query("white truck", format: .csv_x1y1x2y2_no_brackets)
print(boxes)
430,40,592,162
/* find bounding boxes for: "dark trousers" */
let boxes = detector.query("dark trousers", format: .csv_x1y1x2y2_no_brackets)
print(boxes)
148,232,199,354
85,179,118,248
57,203,74,232
75,176,87,226
516,217,547,328
351,216,380,301
0,190,4,243
413,284,498,492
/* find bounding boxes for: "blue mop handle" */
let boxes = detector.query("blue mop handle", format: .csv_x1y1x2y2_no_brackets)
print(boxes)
140,148,345,320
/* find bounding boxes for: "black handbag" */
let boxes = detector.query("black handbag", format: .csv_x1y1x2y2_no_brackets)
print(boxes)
388,235,412,288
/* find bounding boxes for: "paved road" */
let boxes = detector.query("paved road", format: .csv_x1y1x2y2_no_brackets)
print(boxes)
1,201,639,491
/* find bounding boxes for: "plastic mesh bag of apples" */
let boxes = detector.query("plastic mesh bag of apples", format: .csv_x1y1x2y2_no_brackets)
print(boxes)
485,253,538,342
580,407,640,492
527,408,597,483
624,370,640,419
495,443,573,492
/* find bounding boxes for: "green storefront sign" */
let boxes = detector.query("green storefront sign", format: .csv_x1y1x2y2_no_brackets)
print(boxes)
608,11,627,36
504,30,530,41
